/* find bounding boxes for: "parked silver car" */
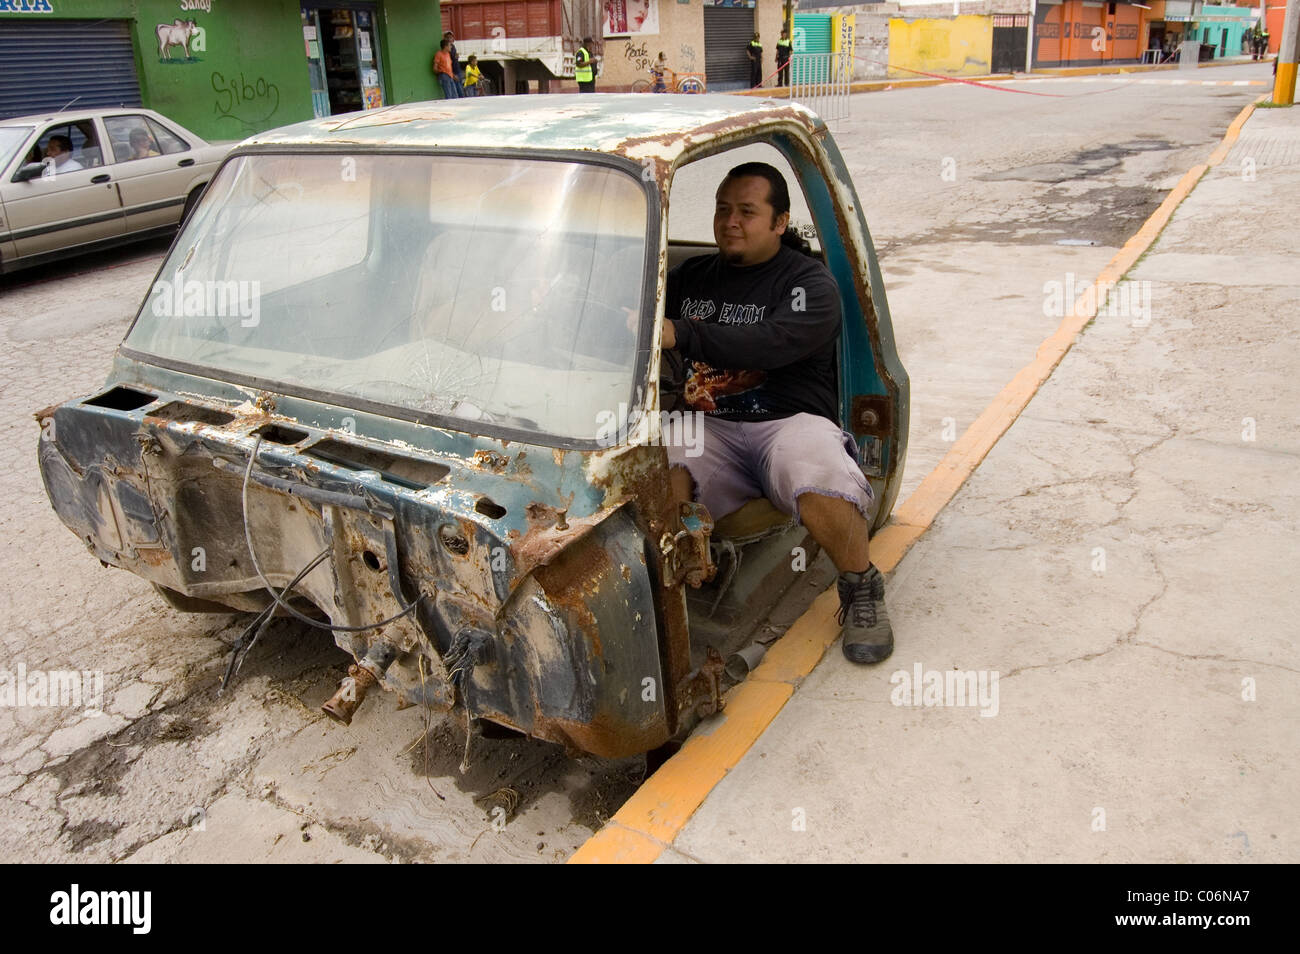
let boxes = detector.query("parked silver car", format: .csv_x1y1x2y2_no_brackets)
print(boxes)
0,107,231,274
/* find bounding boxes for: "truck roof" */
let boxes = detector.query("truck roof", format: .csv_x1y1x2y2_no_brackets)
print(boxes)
241,94,823,163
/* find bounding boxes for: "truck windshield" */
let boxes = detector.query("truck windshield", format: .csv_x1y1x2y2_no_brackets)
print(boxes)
125,152,649,442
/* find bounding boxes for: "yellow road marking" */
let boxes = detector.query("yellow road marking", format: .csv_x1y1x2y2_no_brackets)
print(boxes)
568,98,1261,865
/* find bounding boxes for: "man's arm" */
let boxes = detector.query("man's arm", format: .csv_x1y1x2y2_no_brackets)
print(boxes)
669,265,841,371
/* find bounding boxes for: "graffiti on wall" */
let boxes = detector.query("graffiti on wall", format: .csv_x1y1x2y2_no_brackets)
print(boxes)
212,71,280,128
679,43,696,70
623,39,652,72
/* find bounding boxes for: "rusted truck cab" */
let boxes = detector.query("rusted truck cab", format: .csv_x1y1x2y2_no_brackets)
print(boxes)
37,96,908,758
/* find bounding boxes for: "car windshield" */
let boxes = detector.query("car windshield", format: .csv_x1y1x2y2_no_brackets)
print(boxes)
125,153,649,441
0,126,34,170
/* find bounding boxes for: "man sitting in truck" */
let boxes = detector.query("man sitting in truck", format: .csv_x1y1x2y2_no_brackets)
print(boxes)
660,162,894,664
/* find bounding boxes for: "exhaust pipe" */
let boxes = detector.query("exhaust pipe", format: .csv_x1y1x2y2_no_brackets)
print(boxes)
322,642,397,726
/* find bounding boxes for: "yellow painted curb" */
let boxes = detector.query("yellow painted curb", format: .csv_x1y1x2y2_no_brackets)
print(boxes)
1207,101,1257,166
568,97,1260,866
750,588,839,684
567,822,667,864
611,681,793,844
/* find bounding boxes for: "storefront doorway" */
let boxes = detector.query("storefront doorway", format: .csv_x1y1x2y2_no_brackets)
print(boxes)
703,4,756,91
992,14,1029,73
301,4,386,117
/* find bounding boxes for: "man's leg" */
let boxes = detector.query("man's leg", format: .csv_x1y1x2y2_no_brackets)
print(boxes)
665,414,763,525
797,492,869,572
754,413,894,664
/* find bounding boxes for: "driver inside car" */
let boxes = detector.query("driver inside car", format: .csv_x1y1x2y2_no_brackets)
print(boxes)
660,161,895,664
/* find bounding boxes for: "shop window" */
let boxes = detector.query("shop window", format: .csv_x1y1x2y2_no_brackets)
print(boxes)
303,6,384,116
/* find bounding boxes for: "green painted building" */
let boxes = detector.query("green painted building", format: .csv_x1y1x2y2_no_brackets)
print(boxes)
0,0,443,140
1196,5,1260,58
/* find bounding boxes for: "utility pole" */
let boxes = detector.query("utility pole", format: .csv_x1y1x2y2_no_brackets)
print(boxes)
1025,0,1037,73
1274,0,1299,104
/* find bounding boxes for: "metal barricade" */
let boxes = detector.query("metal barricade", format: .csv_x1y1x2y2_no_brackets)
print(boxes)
787,51,852,123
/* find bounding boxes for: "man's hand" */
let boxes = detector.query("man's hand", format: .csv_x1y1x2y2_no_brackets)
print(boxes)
661,319,676,350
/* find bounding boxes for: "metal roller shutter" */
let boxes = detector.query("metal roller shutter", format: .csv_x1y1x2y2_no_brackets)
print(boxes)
703,6,755,91
0,20,142,120
792,14,832,54
791,13,832,83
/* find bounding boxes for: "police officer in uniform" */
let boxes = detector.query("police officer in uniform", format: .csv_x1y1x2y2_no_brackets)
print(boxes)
776,25,792,86
576,37,596,93
747,32,763,88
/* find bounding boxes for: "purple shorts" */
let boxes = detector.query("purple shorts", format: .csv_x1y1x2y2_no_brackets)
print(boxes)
665,412,874,523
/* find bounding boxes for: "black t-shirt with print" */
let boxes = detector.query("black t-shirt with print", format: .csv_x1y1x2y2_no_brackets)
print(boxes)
665,244,841,423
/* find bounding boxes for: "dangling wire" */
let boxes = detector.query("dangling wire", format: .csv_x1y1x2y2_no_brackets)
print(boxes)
239,433,426,633
220,545,332,692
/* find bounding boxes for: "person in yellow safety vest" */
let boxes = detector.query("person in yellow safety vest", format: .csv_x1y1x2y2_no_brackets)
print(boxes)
747,33,763,88
776,26,792,87
576,37,596,93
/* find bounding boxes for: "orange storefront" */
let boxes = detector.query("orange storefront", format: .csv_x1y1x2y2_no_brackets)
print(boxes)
1033,0,1150,67
1265,2,1285,53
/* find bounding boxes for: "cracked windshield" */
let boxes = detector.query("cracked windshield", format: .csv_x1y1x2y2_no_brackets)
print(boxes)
125,153,649,439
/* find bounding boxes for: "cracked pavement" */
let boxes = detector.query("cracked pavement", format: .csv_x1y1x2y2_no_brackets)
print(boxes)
1,64,1289,864
661,83,1297,863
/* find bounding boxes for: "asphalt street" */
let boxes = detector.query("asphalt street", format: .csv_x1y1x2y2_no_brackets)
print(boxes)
0,62,1276,862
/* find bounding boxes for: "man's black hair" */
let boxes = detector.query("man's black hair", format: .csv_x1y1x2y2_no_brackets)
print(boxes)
582,36,593,45
439,37,449,49
48,134,73,151
722,161,791,220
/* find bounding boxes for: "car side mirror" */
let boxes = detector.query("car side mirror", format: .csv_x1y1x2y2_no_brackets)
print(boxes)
14,162,47,182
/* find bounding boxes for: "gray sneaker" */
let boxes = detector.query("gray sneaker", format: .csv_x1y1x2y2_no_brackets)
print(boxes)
836,566,894,664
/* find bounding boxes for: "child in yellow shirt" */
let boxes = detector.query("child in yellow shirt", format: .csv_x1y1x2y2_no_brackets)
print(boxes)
465,55,483,96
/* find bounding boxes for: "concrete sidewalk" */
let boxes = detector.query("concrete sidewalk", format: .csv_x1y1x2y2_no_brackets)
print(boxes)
653,105,1300,863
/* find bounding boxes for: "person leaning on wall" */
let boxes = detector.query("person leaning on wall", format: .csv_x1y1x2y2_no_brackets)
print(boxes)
433,37,459,99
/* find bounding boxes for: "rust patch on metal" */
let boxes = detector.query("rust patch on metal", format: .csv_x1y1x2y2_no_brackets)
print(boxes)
850,393,893,439
472,449,509,472
134,546,172,568
510,505,605,583
675,646,726,721
586,443,690,730
535,569,604,661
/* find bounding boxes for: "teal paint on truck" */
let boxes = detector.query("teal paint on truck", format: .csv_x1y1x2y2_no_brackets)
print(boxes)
36,94,909,758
